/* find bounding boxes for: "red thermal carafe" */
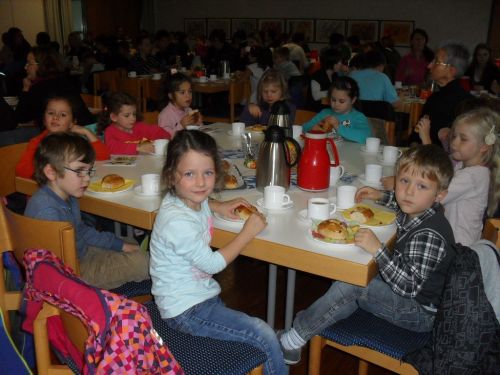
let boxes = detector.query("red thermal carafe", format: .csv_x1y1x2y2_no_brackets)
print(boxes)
297,131,340,191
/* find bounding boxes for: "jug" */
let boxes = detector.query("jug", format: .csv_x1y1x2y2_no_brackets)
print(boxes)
297,131,340,191
268,101,291,137
219,60,230,78
256,125,300,192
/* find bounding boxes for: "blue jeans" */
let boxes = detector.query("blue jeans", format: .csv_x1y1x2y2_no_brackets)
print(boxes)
164,297,287,375
294,276,435,342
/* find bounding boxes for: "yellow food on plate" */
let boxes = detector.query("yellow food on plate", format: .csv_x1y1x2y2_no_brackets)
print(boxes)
342,204,396,226
312,219,359,244
88,176,135,193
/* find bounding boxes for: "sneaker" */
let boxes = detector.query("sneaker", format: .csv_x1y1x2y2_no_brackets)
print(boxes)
276,330,302,365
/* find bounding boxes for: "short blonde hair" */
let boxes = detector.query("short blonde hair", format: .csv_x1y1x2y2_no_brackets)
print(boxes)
396,145,454,191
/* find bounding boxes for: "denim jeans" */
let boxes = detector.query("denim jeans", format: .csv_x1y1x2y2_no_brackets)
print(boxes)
294,276,435,342
164,296,287,375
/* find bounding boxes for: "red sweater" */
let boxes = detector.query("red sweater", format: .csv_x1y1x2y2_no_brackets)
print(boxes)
103,122,170,155
15,130,111,179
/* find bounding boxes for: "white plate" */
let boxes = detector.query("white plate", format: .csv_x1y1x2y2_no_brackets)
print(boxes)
256,198,294,211
87,180,135,195
360,146,381,154
308,230,356,249
186,125,201,130
377,155,397,166
357,174,383,189
214,211,244,223
133,185,161,197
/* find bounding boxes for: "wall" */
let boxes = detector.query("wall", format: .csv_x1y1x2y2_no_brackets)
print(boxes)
0,0,46,45
153,0,493,53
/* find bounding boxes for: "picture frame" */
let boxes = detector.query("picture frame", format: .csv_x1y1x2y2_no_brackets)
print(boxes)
184,18,206,39
380,20,414,46
347,20,379,42
207,19,231,39
315,19,346,43
258,19,285,36
231,18,257,36
286,19,315,42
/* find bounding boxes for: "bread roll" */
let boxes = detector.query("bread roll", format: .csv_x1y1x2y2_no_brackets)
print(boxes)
101,174,125,189
234,204,258,220
221,160,231,173
224,174,239,189
348,207,374,224
316,219,348,241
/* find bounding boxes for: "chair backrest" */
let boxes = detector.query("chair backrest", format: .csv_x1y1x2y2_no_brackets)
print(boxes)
359,100,396,121
0,201,78,331
118,77,147,112
144,79,163,104
0,142,28,197
367,117,389,145
143,111,159,125
483,218,500,248
80,93,102,109
93,70,118,96
294,109,316,125
229,74,251,123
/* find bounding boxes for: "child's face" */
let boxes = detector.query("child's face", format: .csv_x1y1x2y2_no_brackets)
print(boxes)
261,83,283,106
394,166,447,218
47,157,93,201
44,99,75,133
449,121,487,167
111,105,137,132
174,150,215,211
330,89,355,114
170,81,193,109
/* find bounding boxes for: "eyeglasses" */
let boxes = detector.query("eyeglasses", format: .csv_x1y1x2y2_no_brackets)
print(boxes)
431,59,450,67
64,166,96,177
24,62,39,69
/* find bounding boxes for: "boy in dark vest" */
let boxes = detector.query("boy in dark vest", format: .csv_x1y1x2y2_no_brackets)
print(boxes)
279,144,455,364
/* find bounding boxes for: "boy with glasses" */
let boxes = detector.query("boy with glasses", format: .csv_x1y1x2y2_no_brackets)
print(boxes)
25,132,150,289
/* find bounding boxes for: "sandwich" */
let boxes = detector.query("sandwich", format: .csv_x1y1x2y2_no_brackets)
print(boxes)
221,159,231,173
345,206,374,224
189,109,200,122
224,174,239,189
234,204,258,220
101,174,126,190
312,219,359,243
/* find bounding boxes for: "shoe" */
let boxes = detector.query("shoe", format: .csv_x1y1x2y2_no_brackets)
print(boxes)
276,330,302,365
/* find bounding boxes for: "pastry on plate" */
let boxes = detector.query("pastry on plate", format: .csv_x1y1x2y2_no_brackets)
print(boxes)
312,219,359,243
345,206,374,224
101,174,125,190
224,174,239,189
221,159,231,173
234,204,258,220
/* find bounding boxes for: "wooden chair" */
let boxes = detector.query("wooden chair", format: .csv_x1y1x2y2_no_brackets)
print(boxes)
204,74,250,123
0,201,77,332
142,111,159,125
294,109,316,125
0,142,28,197
80,93,102,110
92,70,118,96
359,100,396,145
367,117,391,146
482,218,500,248
118,77,147,112
144,78,163,104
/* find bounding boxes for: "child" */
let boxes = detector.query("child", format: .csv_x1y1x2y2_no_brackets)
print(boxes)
279,145,455,365
98,92,169,155
158,72,203,138
24,133,150,289
272,47,301,81
16,95,110,179
302,76,372,143
149,130,286,374
440,108,500,245
240,68,296,126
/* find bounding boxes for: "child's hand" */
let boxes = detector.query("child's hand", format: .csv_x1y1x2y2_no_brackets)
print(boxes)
415,116,432,144
69,124,98,142
248,104,262,118
437,127,450,145
122,243,140,252
355,187,382,202
242,210,267,237
137,142,155,154
381,176,395,190
213,198,249,220
180,113,196,127
323,116,340,130
354,228,381,254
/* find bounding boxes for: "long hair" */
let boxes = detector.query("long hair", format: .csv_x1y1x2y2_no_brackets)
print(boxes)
159,72,192,110
256,69,288,105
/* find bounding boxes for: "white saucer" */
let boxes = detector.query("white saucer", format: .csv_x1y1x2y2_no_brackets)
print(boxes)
214,212,244,224
186,125,201,130
256,198,294,211
226,130,246,137
377,155,397,166
357,174,383,189
360,146,381,154
133,185,161,197
297,209,336,225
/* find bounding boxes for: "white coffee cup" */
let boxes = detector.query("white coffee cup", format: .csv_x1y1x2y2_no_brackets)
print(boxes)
292,125,302,140
199,76,208,82
382,146,402,164
152,73,162,80
128,71,137,78
365,164,382,183
308,198,337,220
141,174,160,195
329,165,345,186
264,185,291,209
336,185,357,209
223,72,231,79
232,122,245,136
154,139,168,156
365,137,380,153
209,74,217,81
395,81,403,89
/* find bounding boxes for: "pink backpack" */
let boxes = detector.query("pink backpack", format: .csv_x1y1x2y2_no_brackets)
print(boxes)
22,248,184,375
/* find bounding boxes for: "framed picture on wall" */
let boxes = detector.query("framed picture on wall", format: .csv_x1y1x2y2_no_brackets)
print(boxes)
207,19,231,39
380,20,414,46
286,19,314,42
184,18,206,39
258,19,285,36
231,18,257,36
347,20,379,42
315,19,346,43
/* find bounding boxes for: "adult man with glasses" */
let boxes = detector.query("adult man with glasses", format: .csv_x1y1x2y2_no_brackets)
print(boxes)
411,41,472,146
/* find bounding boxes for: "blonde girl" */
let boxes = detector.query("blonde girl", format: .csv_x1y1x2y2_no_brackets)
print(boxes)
240,68,296,125
442,107,500,245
